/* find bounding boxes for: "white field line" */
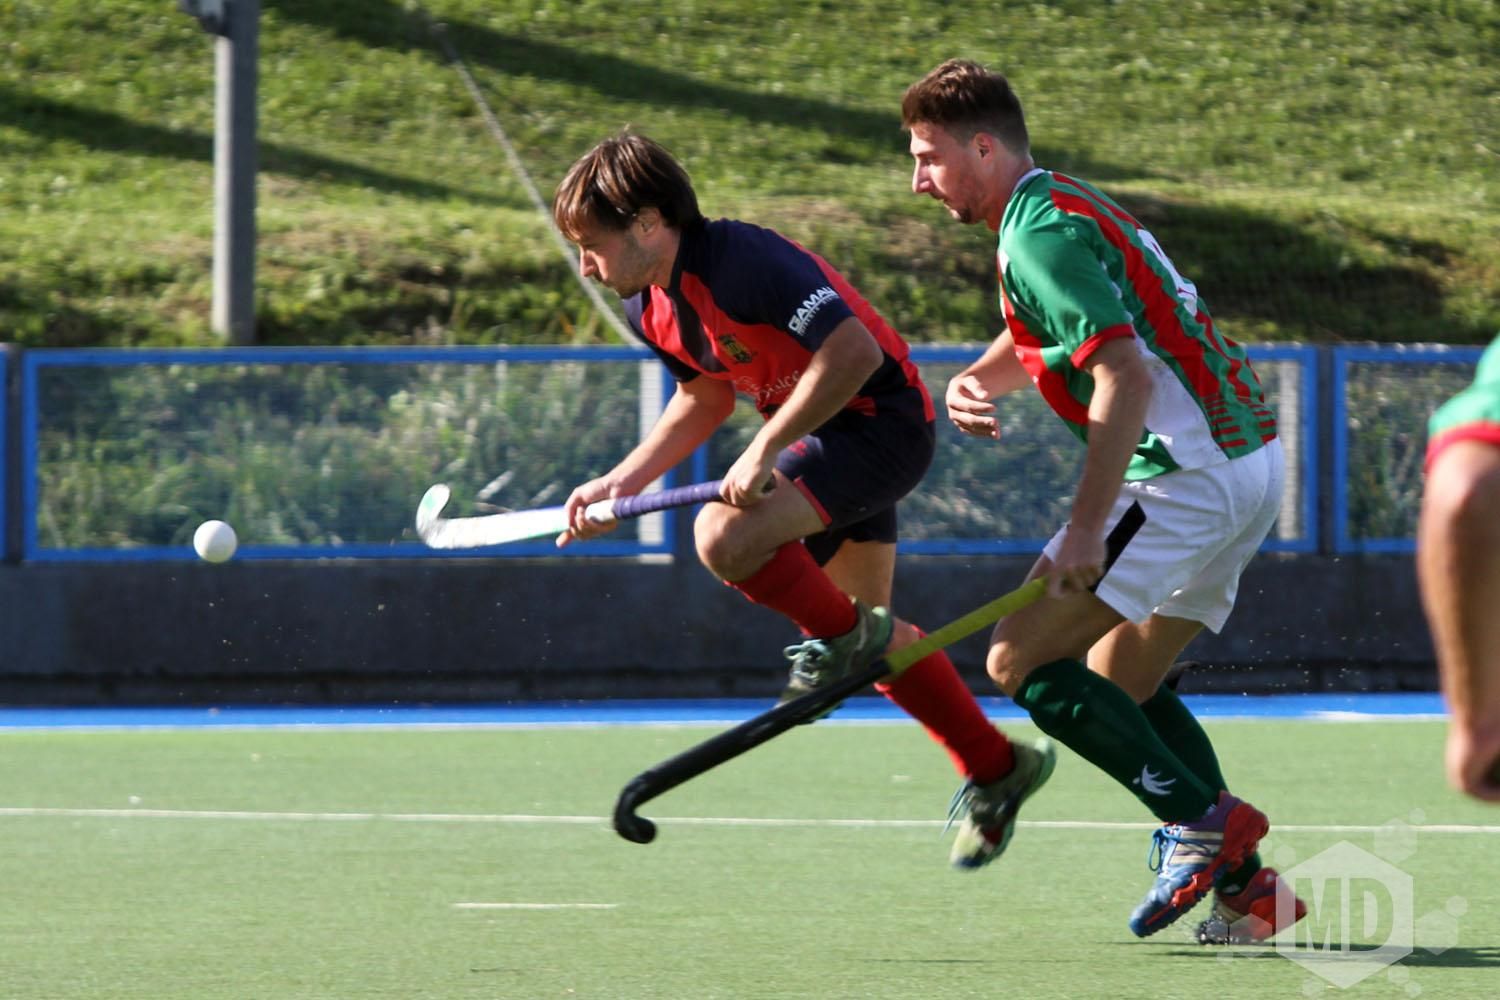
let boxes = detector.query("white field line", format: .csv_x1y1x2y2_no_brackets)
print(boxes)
1,806,1497,836
452,902,617,910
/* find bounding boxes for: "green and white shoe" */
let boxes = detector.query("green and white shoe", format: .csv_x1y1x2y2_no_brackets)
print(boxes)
946,738,1057,869
777,600,894,707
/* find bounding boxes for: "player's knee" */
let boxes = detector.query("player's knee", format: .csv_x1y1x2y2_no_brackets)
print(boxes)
693,528,731,576
694,508,748,577
984,646,1028,696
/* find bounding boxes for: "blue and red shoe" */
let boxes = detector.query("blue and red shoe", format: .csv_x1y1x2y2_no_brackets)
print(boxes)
1128,791,1270,938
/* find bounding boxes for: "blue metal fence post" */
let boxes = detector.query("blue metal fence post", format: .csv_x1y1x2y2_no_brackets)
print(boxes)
0,346,14,564
1317,344,1337,556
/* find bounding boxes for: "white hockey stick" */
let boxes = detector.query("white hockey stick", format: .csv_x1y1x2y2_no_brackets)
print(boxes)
414,480,726,550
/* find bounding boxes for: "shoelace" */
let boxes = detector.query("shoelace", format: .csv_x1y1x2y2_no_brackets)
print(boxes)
943,781,977,834
1146,826,1186,872
782,639,834,684
1147,825,1217,873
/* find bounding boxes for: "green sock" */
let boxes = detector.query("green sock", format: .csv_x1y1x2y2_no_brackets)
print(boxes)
1139,684,1228,793
1013,659,1217,823
1140,684,1262,892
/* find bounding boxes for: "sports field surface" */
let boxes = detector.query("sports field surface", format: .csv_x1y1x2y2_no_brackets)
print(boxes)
2,699,1497,999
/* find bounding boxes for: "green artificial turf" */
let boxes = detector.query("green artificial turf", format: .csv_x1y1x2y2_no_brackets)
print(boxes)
0,718,1495,998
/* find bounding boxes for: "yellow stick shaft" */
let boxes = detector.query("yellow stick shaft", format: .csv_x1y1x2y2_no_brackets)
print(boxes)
883,577,1048,675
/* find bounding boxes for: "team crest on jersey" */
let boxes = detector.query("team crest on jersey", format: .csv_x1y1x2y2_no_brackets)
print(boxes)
716,333,755,364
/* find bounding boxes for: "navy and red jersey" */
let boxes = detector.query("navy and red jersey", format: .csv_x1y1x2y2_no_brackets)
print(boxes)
622,218,934,424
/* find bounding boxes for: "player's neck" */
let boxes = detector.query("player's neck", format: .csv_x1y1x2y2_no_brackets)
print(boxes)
649,229,682,289
985,154,1037,231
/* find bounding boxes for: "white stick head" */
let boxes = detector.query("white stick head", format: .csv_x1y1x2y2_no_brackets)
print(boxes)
415,484,452,538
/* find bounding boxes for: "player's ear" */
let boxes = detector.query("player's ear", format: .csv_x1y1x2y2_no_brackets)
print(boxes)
637,207,661,234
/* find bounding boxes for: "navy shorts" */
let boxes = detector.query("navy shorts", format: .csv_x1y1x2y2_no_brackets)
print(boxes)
775,408,936,566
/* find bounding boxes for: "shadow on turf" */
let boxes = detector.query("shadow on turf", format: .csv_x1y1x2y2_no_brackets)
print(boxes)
1394,947,1500,969
1145,943,1500,969
0,83,508,206
263,0,1161,182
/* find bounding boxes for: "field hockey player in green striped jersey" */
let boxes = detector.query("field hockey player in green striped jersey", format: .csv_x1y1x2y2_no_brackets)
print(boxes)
900,58,1307,944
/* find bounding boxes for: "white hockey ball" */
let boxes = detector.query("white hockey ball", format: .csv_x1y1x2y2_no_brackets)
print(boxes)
193,519,238,563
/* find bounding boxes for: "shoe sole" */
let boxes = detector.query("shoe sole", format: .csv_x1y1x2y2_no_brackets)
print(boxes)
1132,801,1270,937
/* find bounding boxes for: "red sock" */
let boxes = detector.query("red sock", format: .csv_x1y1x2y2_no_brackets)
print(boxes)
876,637,1014,783
727,542,858,638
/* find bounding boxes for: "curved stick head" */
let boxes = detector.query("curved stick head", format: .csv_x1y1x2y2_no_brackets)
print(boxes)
415,484,452,537
612,785,658,844
613,813,657,845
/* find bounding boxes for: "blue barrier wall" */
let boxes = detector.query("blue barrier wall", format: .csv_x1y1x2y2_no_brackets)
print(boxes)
0,340,1466,704
0,547,1439,704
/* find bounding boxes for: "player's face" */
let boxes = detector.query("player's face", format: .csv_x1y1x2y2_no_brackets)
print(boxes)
909,122,994,229
575,220,658,298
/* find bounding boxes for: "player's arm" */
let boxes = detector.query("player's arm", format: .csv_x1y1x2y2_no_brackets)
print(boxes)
559,376,736,545
1418,438,1500,801
1050,336,1152,596
720,316,882,505
947,328,1032,439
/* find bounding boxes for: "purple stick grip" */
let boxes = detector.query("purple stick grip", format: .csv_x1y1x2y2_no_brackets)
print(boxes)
608,479,725,520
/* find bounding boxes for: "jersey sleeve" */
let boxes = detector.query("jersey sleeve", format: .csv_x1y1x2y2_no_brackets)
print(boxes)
714,226,856,349
1002,219,1135,365
1426,336,1500,470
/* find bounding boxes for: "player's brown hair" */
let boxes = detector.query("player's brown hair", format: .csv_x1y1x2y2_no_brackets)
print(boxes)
901,59,1029,153
552,132,705,241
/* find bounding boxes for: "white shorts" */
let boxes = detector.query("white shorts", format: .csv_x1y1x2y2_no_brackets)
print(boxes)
1042,439,1285,633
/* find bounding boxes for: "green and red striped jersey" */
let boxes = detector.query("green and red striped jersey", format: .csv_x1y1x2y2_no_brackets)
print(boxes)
1426,336,1500,471
997,169,1276,480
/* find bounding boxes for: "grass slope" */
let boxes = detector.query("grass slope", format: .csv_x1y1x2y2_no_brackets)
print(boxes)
1,0,1496,347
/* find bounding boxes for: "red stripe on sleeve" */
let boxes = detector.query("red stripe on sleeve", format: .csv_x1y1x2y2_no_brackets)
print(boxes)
1426,422,1500,473
1071,324,1137,367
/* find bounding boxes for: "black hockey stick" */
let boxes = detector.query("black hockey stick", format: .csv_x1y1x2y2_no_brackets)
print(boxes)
612,577,1047,844
612,501,1145,844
